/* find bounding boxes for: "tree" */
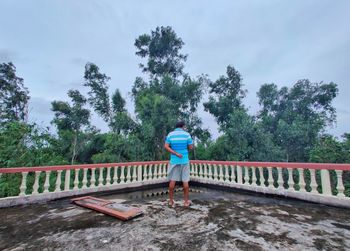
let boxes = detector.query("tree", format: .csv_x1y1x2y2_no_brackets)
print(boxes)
204,65,247,129
51,89,91,164
84,62,111,122
0,62,30,123
135,26,187,79
257,80,339,161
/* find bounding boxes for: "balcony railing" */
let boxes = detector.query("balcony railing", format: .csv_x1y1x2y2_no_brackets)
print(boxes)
0,160,349,208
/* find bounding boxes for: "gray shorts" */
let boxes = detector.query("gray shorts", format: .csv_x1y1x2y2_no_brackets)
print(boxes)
167,164,190,182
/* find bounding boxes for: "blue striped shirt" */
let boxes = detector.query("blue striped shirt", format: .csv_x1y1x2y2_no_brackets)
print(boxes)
165,128,193,164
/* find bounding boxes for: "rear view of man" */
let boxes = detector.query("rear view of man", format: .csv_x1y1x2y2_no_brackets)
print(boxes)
164,121,193,207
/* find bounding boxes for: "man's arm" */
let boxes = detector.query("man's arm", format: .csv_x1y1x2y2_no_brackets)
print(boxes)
164,143,183,158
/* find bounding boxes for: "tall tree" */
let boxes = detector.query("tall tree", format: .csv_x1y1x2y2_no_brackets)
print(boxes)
51,89,90,164
204,65,247,130
0,62,30,123
135,26,187,79
84,62,111,122
257,80,338,161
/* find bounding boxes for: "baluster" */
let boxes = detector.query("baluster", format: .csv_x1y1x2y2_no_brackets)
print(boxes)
287,168,294,190
132,165,137,182
237,165,243,184
158,164,163,179
257,167,263,186
267,167,273,188
55,170,62,192
298,168,306,192
335,170,345,197
154,164,159,179
126,166,132,183
90,168,96,188
113,166,119,184
64,170,71,191
213,164,218,181
224,165,229,182
120,166,126,183
73,169,79,190
98,168,104,186
106,167,112,185
32,171,41,195
251,167,257,186
82,168,88,188
244,166,250,185
219,165,224,181
231,165,236,183
19,172,28,196
321,169,332,196
309,169,318,194
199,163,203,178
277,167,283,189
43,171,51,193
195,164,199,177
208,164,213,180
143,165,148,180
137,165,142,182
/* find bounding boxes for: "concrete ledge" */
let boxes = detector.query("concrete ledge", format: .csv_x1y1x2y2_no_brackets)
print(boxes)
0,179,168,208
191,178,350,209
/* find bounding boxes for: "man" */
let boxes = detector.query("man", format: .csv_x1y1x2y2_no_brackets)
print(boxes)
164,121,194,207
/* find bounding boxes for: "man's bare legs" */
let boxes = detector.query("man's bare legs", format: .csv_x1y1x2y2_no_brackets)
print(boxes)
183,182,190,206
168,180,176,206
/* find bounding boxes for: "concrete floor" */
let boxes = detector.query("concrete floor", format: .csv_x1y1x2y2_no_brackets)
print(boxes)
1,186,350,251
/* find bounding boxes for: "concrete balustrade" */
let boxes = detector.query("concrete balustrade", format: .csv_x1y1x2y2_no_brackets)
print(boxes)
190,161,350,209
0,160,350,208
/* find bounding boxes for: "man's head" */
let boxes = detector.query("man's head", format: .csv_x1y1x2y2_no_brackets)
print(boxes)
175,121,185,129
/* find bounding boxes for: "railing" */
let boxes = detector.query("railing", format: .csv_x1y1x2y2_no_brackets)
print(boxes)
0,161,169,207
1,160,350,208
190,161,350,208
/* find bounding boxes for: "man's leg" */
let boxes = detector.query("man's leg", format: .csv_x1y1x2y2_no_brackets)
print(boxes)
168,180,176,206
183,181,190,206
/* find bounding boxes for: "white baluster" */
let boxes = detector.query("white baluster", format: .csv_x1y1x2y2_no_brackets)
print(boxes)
336,170,345,197
73,169,79,190
208,164,213,180
106,167,111,185
277,167,283,189
154,164,159,180
132,165,137,182
237,165,243,184
267,167,273,188
90,168,96,188
258,167,263,186
309,169,318,194
199,163,203,178
82,168,88,188
43,171,51,193
32,171,41,195
213,164,219,181
143,165,148,180
120,166,126,183
194,164,198,177
298,168,306,192
126,166,132,183
219,165,224,181
224,165,229,182
64,170,71,191
321,169,332,196
98,168,104,186
287,168,294,190
137,165,142,182
55,170,62,192
113,166,119,184
251,167,257,186
19,172,28,196
244,166,250,185
231,165,236,183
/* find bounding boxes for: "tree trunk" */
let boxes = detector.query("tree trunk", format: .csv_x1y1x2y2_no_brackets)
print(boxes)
71,132,77,165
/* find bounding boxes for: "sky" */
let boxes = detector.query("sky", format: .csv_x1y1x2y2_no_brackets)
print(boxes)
1,0,349,139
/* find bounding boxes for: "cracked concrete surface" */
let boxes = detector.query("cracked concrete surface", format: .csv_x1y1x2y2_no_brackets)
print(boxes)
1,187,349,251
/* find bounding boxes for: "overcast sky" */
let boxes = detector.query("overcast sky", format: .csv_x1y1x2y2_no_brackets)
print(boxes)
1,0,349,139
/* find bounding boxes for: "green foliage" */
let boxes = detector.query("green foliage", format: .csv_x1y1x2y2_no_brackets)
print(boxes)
135,26,187,79
0,62,30,123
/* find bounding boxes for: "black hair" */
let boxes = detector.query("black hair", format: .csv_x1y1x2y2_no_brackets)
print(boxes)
175,121,185,128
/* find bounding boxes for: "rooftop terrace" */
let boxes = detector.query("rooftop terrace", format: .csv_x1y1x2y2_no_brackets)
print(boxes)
1,186,350,251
